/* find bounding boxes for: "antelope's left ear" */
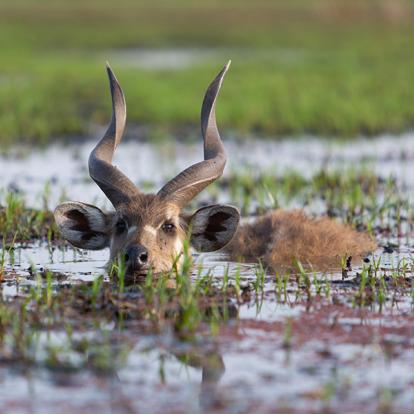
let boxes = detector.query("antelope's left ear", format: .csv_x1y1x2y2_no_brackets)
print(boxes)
189,205,240,252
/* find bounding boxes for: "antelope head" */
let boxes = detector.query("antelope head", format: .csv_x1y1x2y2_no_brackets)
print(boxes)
54,62,240,276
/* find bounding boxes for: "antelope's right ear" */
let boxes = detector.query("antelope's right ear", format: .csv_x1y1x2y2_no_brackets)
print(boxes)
54,202,112,250
189,204,240,252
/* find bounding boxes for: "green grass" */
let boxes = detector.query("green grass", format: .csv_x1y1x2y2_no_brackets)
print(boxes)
0,163,414,411
0,239,412,373
0,166,408,246
1,0,414,144
0,191,57,244
210,167,406,235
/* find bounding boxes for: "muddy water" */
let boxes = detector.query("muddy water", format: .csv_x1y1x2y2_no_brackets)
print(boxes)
2,132,414,208
1,134,414,413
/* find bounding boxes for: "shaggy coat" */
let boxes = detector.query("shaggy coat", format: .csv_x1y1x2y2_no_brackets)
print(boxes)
54,64,376,276
225,209,376,271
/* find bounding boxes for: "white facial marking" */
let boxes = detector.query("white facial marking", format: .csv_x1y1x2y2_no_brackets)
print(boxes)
173,238,184,268
143,225,157,237
125,225,137,238
173,238,184,258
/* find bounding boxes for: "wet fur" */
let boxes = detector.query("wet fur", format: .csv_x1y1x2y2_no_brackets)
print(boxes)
225,210,376,271
110,194,188,273
55,192,240,276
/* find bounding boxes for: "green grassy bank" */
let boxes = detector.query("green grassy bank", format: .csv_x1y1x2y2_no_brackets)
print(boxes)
1,0,414,144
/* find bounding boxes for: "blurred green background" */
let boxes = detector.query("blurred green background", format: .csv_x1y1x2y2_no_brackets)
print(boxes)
1,0,414,145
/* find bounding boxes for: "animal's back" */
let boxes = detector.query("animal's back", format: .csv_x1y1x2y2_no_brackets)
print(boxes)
225,210,376,271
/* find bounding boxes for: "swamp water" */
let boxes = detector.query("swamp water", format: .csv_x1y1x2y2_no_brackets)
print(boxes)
1,134,414,413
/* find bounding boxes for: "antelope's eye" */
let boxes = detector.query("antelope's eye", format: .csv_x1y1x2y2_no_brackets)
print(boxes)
115,218,127,234
162,222,175,233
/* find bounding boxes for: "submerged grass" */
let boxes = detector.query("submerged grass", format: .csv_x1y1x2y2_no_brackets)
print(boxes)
0,250,239,371
0,190,57,244
1,1,414,143
0,166,409,246
0,242,412,374
0,163,414,411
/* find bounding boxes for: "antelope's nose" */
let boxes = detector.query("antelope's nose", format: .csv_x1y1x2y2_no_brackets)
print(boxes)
125,245,148,270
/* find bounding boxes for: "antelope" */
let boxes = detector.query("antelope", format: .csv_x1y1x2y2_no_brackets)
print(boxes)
54,63,375,277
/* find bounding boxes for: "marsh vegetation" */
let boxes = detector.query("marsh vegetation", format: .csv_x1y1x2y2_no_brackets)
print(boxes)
1,136,414,413
1,1,414,412
1,0,414,143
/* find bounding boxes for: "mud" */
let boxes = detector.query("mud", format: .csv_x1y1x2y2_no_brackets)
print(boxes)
1,134,414,413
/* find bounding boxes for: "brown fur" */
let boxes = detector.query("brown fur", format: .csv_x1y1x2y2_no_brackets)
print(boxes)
225,209,376,271
55,193,240,277
109,194,188,274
